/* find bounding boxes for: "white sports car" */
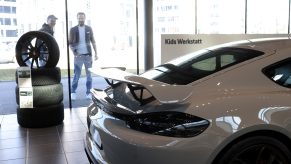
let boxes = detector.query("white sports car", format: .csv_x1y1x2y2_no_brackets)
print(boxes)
85,38,291,164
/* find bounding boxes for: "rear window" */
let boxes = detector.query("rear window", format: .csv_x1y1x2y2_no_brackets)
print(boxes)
142,47,264,84
263,58,291,88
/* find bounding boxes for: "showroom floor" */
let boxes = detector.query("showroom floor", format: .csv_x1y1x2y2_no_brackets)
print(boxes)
0,107,90,164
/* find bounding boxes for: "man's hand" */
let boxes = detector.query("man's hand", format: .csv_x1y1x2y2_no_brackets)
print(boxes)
94,55,98,60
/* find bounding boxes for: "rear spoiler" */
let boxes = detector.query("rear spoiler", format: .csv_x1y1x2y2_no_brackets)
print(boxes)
89,68,193,104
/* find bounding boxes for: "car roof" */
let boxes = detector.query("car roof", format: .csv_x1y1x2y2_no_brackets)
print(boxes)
207,37,291,54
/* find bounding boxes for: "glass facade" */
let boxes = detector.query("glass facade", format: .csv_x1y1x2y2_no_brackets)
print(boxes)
152,0,291,66
0,0,138,109
1,0,291,110
153,0,290,35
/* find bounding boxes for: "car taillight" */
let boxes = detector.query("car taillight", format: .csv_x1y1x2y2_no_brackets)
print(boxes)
126,111,209,138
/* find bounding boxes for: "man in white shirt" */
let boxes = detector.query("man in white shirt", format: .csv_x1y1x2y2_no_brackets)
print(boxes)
69,12,98,100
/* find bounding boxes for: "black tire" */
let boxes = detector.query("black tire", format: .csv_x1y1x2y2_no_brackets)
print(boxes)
16,83,63,107
16,67,61,86
17,103,64,128
15,31,60,68
215,135,291,164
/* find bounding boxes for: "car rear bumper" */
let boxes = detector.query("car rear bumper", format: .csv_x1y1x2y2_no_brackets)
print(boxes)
84,132,108,164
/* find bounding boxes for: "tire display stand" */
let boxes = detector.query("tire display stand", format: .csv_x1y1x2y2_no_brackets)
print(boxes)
15,31,64,128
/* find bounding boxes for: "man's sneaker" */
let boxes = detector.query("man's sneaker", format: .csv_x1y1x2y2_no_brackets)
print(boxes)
86,94,91,100
71,93,77,100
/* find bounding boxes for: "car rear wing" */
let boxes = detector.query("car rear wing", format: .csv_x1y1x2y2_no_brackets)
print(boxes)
89,68,193,105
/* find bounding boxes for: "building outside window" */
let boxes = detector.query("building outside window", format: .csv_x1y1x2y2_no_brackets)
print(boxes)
196,0,245,34
247,0,289,34
153,0,196,66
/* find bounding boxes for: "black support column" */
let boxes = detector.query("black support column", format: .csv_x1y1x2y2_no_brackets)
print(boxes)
144,0,153,71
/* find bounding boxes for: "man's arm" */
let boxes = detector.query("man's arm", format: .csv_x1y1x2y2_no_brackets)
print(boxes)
68,27,77,55
89,27,98,60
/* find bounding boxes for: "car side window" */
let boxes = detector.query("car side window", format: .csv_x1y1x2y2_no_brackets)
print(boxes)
190,53,238,73
263,59,291,88
143,48,263,85
221,54,236,67
192,57,216,71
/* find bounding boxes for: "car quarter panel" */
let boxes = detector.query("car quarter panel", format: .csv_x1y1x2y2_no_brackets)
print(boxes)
89,109,225,164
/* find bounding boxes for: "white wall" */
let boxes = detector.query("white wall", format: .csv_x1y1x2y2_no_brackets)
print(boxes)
161,34,291,64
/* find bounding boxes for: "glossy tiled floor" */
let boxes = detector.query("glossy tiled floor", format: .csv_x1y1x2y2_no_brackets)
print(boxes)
0,107,90,164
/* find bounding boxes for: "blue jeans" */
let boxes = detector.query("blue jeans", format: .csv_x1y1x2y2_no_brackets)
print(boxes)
71,55,92,95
